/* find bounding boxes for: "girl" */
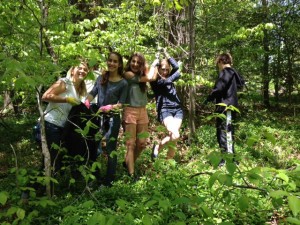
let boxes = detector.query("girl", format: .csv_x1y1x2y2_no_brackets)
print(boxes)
85,52,128,186
123,52,158,177
42,61,89,173
150,49,183,160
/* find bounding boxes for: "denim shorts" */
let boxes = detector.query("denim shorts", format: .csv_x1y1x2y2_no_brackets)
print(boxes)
159,107,183,123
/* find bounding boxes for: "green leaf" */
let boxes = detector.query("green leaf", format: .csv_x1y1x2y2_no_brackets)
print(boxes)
269,190,289,199
286,217,300,225
69,178,75,185
142,214,152,225
87,212,106,225
238,196,249,212
222,190,231,202
247,170,263,185
137,131,150,139
63,205,77,212
159,199,171,211
124,213,134,223
16,208,26,220
288,196,300,217
110,150,118,158
227,105,240,113
39,198,56,207
116,199,128,210
0,191,9,205
155,125,166,132
276,172,289,183
6,206,18,216
91,161,101,172
246,135,259,147
145,200,157,208
174,211,186,220
106,215,117,225
226,162,237,175
201,205,214,218
208,171,221,188
207,151,222,168
152,0,161,6
218,174,233,186
82,200,94,208
264,131,276,145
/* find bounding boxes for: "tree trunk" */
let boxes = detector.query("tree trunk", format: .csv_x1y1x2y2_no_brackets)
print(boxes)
286,53,293,104
262,0,270,107
36,86,52,197
187,2,196,142
274,45,282,105
38,0,52,197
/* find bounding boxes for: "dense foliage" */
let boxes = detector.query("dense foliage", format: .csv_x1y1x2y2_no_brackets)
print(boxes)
0,0,299,224
1,96,300,224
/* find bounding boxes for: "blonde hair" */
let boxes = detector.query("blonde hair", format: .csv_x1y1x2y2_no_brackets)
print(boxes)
66,62,88,97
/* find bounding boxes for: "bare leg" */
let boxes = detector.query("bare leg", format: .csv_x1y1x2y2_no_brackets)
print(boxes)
135,123,148,161
124,123,136,175
158,117,182,159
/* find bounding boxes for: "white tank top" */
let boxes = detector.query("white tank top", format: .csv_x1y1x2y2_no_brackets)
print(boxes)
44,78,80,127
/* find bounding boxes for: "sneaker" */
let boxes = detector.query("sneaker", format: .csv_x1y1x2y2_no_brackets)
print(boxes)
151,144,159,161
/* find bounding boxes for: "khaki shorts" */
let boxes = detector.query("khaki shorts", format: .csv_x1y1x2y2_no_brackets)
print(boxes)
123,106,149,124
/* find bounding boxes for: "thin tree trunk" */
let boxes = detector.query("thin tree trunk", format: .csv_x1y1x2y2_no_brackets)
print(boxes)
187,2,196,142
286,54,293,104
262,0,270,107
38,0,52,197
36,87,52,197
274,44,282,105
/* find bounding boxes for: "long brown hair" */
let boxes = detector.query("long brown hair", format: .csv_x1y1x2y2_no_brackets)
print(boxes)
124,52,147,92
101,52,124,86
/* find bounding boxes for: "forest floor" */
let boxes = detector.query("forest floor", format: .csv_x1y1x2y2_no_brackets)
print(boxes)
0,95,300,224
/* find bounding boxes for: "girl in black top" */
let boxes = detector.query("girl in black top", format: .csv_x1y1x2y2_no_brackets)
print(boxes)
150,49,183,160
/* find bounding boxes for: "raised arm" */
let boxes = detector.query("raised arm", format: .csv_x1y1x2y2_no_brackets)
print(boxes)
124,59,159,83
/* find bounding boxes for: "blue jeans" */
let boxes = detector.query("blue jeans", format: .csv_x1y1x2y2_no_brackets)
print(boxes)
99,113,121,185
45,121,64,172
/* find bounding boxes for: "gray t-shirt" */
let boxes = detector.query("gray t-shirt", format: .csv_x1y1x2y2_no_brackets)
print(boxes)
89,75,129,107
125,74,147,107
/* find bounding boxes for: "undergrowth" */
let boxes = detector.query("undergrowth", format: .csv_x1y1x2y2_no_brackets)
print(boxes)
0,100,300,225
